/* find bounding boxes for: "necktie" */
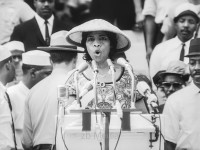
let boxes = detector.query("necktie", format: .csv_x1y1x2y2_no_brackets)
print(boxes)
179,43,185,61
44,20,50,46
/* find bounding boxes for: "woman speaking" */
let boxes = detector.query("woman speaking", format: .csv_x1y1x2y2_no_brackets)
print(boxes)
66,19,150,113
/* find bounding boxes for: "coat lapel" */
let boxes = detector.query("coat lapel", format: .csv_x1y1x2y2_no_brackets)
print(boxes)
32,17,46,45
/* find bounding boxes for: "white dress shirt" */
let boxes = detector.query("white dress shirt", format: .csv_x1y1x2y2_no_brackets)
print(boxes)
22,68,73,148
150,36,191,81
163,82,200,149
0,81,14,150
35,14,54,40
142,0,187,24
7,81,29,150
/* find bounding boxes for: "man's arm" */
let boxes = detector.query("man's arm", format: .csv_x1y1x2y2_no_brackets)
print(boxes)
144,15,156,62
165,140,176,150
10,25,23,42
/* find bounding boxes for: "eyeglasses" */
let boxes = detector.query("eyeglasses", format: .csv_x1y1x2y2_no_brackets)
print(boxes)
37,0,54,3
162,82,183,89
12,55,22,60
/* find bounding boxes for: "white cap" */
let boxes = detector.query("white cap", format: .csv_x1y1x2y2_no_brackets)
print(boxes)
4,41,25,52
0,45,11,62
174,3,199,22
22,50,51,66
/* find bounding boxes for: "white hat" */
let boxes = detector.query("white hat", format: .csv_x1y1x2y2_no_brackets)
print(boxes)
174,3,199,22
4,41,25,52
66,19,131,52
38,30,84,52
0,45,11,62
22,50,51,66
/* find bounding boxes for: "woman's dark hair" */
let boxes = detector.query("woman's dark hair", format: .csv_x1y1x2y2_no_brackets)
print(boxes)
81,31,117,62
50,50,77,64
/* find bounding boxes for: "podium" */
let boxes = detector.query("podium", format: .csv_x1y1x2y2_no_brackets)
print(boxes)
58,109,165,150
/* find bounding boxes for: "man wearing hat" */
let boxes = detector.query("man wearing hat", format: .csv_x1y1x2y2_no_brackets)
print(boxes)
4,41,25,85
22,30,83,150
153,60,190,113
7,50,52,150
0,45,16,150
150,3,199,86
164,38,200,149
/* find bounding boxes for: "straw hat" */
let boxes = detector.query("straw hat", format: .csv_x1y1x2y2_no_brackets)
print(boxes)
174,3,199,23
38,30,84,53
66,19,131,52
153,61,190,86
0,45,11,62
185,38,200,57
22,50,51,66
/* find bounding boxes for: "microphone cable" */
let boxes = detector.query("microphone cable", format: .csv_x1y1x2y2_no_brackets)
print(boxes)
113,118,122,150
5,92,17,150
138,114,165,150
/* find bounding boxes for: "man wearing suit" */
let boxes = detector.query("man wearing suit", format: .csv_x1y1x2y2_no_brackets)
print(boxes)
11,0,74,51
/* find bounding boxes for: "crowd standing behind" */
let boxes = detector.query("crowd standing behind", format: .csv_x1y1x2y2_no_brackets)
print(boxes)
0,0,200,150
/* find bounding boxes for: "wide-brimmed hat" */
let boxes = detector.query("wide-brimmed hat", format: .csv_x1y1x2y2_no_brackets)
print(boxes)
66,19,131,52
174,3,199,23
153,61,190,86
38,30,84,53
185,38,200,57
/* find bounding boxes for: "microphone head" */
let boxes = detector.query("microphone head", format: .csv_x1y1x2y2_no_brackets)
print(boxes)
57,85,67,99
76,62,88,73
136,81,151,96
107,59,114,67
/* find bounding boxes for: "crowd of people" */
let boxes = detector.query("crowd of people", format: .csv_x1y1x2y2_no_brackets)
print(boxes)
1,0,200,150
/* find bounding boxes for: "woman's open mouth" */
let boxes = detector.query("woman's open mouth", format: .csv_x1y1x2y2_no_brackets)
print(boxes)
95,50,101,56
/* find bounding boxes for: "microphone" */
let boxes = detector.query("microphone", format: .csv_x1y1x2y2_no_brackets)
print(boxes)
107,59,115,70
92,60,98,73
136,81,159,113
57,85,67,122
79,81,93,99
76,62,89,73
114,57,133,73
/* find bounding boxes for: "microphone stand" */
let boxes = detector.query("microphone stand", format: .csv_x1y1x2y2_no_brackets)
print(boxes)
74,71,81,107
126,64,137,109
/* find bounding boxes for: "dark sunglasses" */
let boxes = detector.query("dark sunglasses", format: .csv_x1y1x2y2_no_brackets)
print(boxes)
12,55,22,60
162,82,183,89
37,0,54,3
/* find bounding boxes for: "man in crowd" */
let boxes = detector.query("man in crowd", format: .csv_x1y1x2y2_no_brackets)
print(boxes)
7,50,52,150
150,3,199,84
11,0,74,51
22,31,83,150
4,41,25,84
164,38,200,149
0,45,15,150
153,60,189,112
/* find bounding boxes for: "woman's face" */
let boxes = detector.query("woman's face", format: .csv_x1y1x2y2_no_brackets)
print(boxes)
86,31,111,63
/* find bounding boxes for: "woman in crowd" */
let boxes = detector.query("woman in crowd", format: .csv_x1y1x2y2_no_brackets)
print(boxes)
66,19,150,113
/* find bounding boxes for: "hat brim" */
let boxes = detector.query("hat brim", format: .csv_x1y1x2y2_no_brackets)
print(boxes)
174,10,199,23
159,72,190,82
37,46,84,53
66,19,131,53
185,53,200,57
